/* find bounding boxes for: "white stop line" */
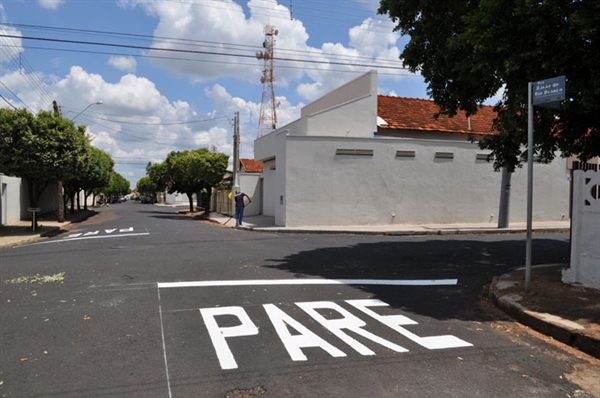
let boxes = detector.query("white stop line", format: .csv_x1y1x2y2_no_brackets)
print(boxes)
157,278,458,289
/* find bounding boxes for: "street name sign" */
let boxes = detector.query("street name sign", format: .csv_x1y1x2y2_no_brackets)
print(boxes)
533,75,566,108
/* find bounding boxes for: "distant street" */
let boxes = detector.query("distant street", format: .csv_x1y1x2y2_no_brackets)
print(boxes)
0,202,595,398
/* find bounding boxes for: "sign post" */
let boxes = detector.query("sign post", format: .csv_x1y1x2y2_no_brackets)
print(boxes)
526,75,565,291
28,208,41,232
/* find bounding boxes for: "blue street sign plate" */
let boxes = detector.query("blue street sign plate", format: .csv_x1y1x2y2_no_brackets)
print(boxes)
533,75,566,107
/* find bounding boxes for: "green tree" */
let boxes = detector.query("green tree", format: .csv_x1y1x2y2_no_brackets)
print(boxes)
164,150,203,212
378,0,600,171
196,149,229,215
164,148,228,213
80,147,114,209
0,108,89,211
146,162,168,202
104,171,130,199
136,176,159,198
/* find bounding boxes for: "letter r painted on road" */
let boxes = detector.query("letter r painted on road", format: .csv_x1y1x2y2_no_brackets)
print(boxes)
263,304,346,361
200,306,259,370
296,301,408,355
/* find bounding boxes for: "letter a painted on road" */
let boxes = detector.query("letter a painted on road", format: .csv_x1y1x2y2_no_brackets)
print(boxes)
263,304,346,361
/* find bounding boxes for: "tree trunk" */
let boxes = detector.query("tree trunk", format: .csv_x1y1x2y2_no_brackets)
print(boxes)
204,189,212,215
498,167,512,228
187,193,194,212
57,181,65,222
69,192,75,213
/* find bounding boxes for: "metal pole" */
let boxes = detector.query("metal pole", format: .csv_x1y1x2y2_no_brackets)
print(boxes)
232,112,240,216
526,82,534,291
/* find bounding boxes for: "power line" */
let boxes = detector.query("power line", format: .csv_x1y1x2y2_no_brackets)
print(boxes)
0,32,410,72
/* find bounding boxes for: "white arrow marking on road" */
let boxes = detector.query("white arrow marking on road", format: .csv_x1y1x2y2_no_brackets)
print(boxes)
105,229,117,234
66,233,82,238
119,227,134,233
83,231,99,236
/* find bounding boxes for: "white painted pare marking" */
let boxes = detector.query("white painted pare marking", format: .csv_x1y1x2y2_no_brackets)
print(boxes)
157,278,458,289
24,232,150,246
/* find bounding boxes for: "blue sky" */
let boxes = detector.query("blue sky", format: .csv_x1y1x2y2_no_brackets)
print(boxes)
0,0,436,187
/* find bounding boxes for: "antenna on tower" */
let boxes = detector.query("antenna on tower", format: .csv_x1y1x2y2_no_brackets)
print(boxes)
256,24,278,138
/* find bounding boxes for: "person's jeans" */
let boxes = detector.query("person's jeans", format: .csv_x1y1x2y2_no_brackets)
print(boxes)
235,206,245,226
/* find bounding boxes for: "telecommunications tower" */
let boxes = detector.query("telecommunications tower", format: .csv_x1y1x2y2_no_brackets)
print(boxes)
256,24,278,138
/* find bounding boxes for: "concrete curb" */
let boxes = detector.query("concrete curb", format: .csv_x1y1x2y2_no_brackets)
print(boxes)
488,276,600,359
0,211,97,249
246,226,570,237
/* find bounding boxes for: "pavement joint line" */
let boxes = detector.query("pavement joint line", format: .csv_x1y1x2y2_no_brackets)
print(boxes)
157,278,459,289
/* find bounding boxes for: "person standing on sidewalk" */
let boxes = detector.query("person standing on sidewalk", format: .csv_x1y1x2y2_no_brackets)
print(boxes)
234,188,252,227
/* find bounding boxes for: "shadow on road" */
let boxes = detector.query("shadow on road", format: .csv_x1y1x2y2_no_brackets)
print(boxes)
264,236,570,322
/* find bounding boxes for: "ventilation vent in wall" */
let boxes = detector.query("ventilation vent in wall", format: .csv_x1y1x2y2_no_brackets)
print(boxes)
396,150,416,158
476,153,493,161
335,149,374,156
434,152,454,159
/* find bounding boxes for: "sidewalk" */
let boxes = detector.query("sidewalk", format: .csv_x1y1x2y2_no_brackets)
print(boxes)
1,210,598,359
0,209,96,249
209,213,572,236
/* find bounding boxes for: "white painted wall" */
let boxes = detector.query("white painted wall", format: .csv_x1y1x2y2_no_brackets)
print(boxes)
238,173,262,217
0,175,60,225
254,70,570,228
278,136,569,227
0,174,23,225
563,170,599,289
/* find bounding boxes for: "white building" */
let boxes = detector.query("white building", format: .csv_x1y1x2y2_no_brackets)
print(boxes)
254,71,570,228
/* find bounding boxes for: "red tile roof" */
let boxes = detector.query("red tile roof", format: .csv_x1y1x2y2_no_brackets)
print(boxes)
377,95,497,136
240,158,264,173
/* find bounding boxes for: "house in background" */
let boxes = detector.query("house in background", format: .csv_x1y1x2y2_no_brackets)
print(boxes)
0,173,59,226
254,70,570,228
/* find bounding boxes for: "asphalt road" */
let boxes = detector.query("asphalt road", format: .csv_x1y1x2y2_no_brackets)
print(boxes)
0,202,596,398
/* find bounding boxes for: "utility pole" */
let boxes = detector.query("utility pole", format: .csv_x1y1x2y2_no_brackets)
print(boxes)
232,111,240,216
53,100,65,223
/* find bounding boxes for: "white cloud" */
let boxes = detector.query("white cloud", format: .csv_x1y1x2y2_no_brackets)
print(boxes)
108,56,137,73
38,0,64,10
0,25,24,65
116,0,403,100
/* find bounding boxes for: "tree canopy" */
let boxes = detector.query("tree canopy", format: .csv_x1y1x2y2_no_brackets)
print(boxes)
105,171,130,198
0,108,90,206
162,148,229,213
378,0,600,171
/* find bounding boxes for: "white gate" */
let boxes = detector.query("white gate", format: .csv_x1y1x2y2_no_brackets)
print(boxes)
563,170,600,289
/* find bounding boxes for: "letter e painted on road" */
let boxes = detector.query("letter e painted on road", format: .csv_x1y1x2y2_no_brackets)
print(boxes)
346,299,473,350
200,306,259,370
263,304,346,361
296,301,408,355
